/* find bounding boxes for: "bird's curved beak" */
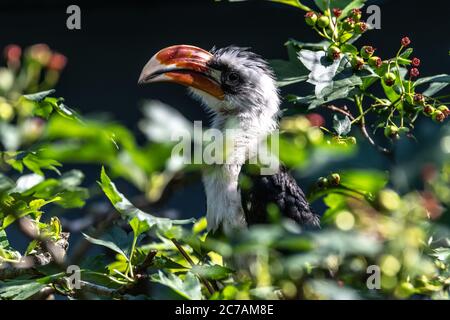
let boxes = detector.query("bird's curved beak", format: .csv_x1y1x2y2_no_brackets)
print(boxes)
138,45,224,100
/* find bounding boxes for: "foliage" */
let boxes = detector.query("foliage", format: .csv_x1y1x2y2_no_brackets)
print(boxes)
1,1,450,300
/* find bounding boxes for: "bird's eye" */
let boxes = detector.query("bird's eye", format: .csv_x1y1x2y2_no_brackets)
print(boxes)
225,72,240,84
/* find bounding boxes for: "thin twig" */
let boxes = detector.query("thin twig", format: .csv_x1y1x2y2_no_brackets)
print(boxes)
322,104,355,121
321,104,393,156
171,238,215,296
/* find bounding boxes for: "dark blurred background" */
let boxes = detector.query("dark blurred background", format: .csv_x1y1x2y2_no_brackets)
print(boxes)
1,0,449,224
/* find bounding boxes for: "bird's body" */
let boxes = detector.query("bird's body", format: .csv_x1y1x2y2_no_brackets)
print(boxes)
139,45,319,234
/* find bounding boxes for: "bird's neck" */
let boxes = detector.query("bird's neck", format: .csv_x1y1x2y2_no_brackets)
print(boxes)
204,103,279,233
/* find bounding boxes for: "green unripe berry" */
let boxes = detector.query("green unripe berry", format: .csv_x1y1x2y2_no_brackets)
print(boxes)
351,56,365,70
437,105,449,113
328,173,341,186
383,72,396,87
368,56,382,68
327,46,341,60
317,177,329,189
432,110,445,123
384,125,399,139
347,136,357,145
317,15,330,28
343,18,355,32
305,11,318,26
423,105,435,116
355,22,368,34
360,46,375,59
350,8,362,22
413,93,425,106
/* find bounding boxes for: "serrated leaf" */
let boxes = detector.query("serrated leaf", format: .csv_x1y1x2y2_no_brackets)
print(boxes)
130,216,150,238
150,271,202,300
298,50,342,96
23,89,55,102
99,167,194,234
0,280,47,300
83,232,128,260
270,59,308,87
415,74,450,96
333,115,352,136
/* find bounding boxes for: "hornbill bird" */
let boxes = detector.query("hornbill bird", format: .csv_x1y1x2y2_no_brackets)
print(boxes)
138,45,320,234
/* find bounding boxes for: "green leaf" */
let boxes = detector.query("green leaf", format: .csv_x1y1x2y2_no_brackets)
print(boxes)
298,50,342,97
400,48,413,59
286,39,329,51
130,216,150,238
54,102,82,122
21,152,62,176
431,248,450,262
314,0,330,10
340,44,358,55
270,59,308,87
83,232,128,260
270,0,312,11
23,170,88,208
0,173,15,192
340,0,366,20
0,280,47,300
0,230,9,248
99,168,194,234
314,0,366,18
415,74,450,97
190,265,234,281
333,115,352,136
322,193,348,223
22,89,56,102
150,271,202,300
340,170,388,195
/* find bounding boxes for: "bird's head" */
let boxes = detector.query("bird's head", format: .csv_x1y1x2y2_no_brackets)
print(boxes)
138,45,280,118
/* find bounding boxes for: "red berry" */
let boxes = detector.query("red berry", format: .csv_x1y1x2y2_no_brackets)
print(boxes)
410,68,420,78
48,53,68,71
411,58,421,67
401,37,411,47
413,93,425,105
4,44,22,63
350,8,362,22
306,113,325,127
343,18,355,31
355,22,368,34
332,8,342,17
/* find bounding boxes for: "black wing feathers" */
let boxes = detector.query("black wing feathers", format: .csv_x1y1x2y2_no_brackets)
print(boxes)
240,165,320,228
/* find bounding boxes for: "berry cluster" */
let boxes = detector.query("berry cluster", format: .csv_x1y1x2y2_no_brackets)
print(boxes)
316,173,341,189
302,6,448,147
305,8,368,46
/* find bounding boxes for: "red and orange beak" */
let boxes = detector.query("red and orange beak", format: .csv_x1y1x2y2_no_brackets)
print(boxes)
138,45,224,100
